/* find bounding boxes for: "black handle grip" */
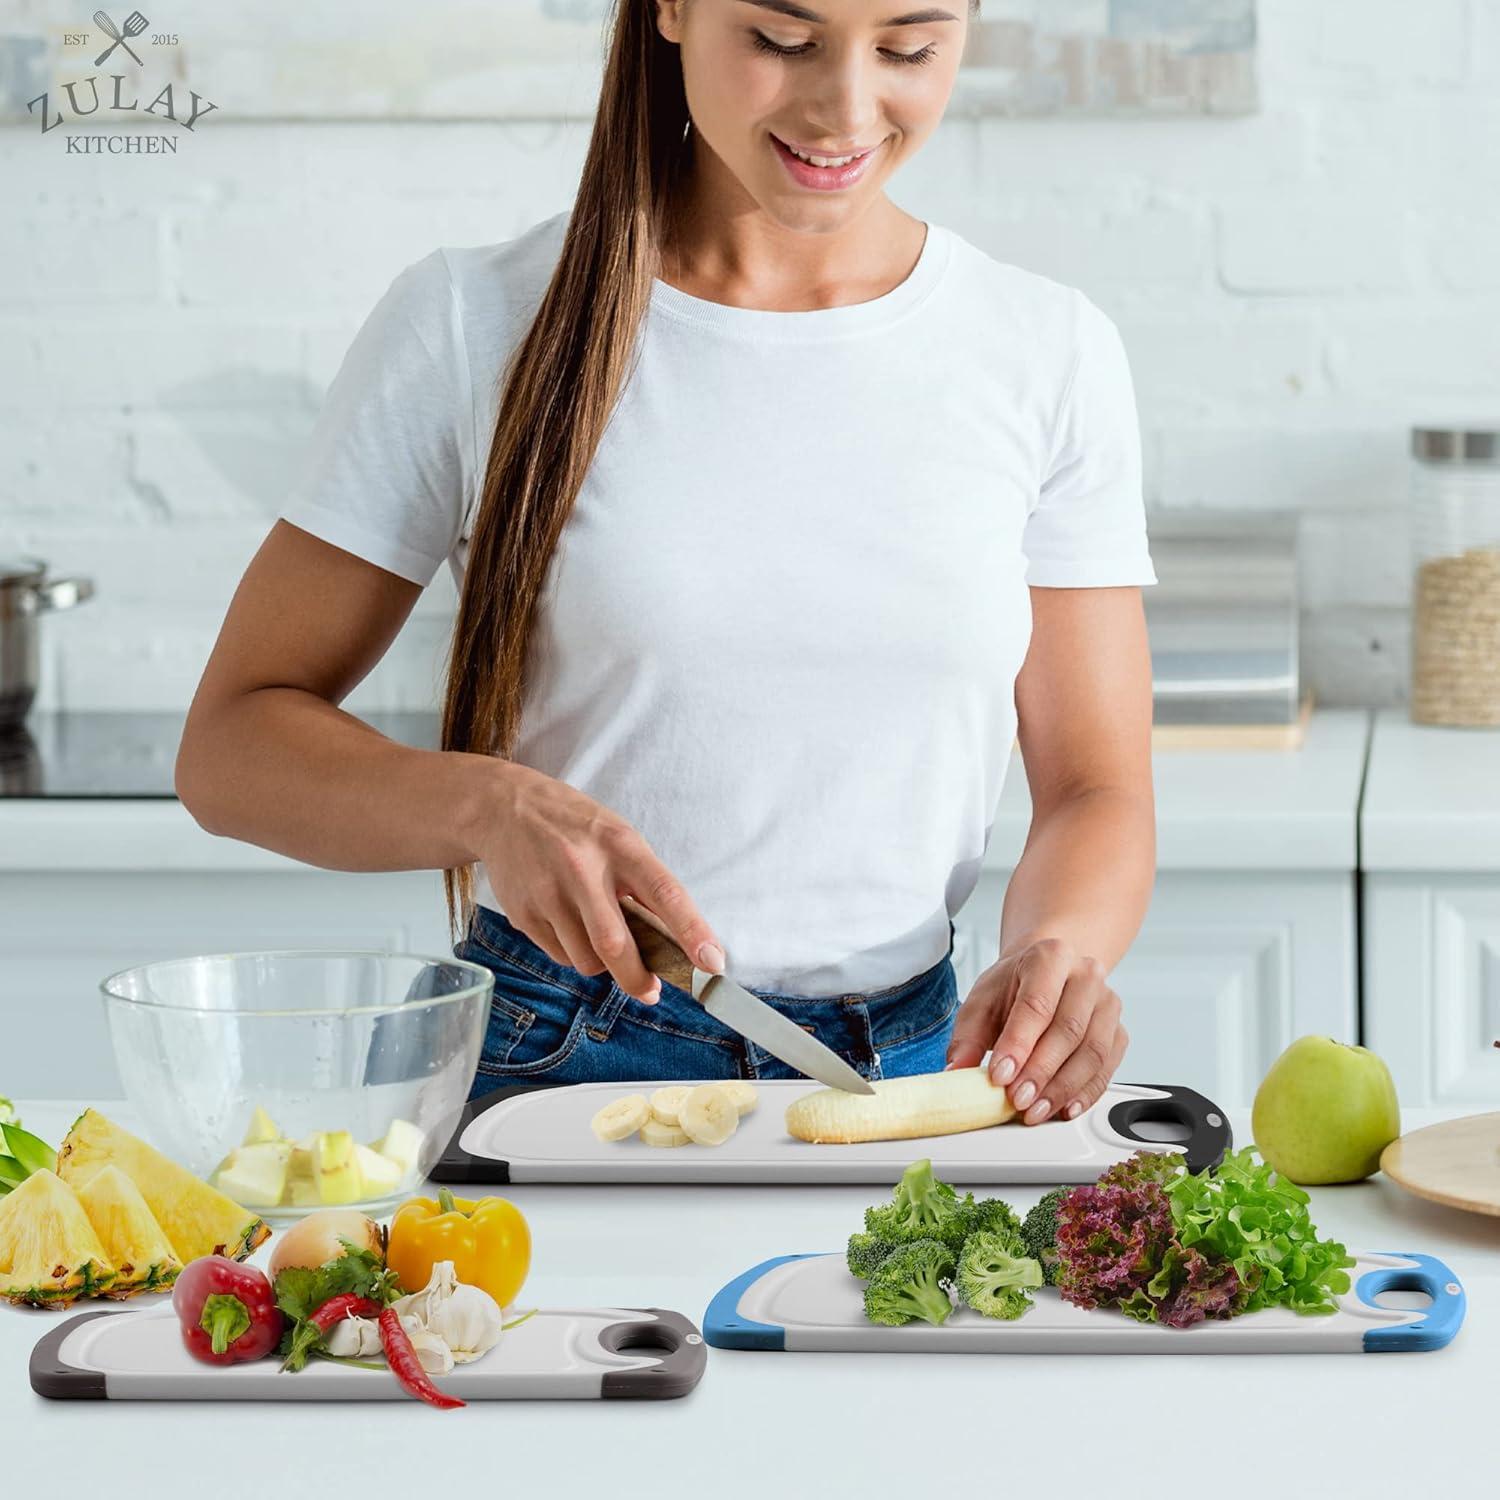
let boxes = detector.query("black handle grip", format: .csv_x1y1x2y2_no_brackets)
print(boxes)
598,1308,707,1400
431,1079,572,1184
1106,1084,1232,1175
30,1308,119,1400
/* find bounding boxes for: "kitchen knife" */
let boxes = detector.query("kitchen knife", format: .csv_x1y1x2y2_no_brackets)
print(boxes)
620,900,876,1095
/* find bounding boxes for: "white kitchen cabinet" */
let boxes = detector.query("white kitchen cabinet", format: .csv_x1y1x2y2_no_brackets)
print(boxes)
1361,712,1500,1107
956,711,1369,1109
0,804,453,1099
1,716,1369,1108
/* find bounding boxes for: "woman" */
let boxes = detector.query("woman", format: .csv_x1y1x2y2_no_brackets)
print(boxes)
176,0,1156,1118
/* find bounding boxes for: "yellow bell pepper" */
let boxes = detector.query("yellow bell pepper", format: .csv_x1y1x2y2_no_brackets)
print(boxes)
387,1188,531,1308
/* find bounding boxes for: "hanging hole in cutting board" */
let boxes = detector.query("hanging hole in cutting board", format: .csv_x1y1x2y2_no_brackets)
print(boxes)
601,1321,680,1356
1124,1114,1192,1144
1371,1288,1434,1312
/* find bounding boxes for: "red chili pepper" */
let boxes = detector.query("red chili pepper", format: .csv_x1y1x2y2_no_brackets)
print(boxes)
173,1256,283,1366
310,1293,381,1333
378,1306,465,1410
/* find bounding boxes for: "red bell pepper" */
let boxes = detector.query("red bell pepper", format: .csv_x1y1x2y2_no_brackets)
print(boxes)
173,1255,284,1366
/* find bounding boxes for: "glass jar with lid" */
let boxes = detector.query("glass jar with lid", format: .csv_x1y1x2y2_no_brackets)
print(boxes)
1410,427,1500,726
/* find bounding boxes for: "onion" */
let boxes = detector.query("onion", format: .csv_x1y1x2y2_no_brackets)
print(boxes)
267,1209,384,1279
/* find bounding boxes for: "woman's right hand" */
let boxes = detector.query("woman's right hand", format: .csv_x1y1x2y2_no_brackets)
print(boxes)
472,762,725,1004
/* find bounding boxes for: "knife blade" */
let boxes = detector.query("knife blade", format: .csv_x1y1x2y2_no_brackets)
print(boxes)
691,968,877,1095
620,898,877,1095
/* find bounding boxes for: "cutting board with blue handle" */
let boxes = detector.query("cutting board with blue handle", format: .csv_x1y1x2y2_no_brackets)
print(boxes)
31,1303,705,1401
435,1080,1231,1184
705,1250,1465,1355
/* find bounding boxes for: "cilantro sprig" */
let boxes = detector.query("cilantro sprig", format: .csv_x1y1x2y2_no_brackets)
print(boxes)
274,1239,404,1372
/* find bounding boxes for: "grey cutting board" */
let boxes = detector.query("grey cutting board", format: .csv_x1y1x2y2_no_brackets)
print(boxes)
31,1304,706,1401
435,1080,1230,1185
704,1251,1467,1355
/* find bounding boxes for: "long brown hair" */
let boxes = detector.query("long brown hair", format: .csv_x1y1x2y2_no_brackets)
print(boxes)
440,0,690,932
440,0,981,933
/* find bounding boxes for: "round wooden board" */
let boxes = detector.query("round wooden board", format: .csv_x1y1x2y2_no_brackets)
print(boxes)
1380,1112,1500,1217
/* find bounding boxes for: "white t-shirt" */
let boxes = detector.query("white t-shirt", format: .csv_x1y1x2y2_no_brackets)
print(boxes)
281,212,1155,996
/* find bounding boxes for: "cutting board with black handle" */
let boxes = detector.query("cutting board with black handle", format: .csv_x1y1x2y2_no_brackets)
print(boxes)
31,1303,705,1401
433,1079,1230,1184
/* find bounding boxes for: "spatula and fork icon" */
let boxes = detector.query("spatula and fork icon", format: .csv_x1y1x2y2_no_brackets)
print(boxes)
94,11,149,68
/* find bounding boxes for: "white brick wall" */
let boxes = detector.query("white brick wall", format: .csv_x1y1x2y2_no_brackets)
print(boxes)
4,0,1499,712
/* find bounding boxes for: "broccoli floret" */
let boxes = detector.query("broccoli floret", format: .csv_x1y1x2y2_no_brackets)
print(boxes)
943,1195,1022,1253
846,1231,898,1281
956,1229,1044,1320
863,1158,961,1246
862,1239,956,1327
1020,1186,1072,1287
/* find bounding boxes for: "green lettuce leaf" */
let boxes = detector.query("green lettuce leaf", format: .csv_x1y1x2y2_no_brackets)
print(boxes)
1164,1147,1354,1317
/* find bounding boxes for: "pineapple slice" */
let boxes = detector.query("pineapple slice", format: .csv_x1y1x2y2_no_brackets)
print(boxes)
0,1169,117,1307
57,1110,270,1264
75,1165,183,1298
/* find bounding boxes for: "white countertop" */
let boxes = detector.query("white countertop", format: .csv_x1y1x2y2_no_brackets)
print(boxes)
0,710,1372,875
1361,709,1500,871
2,1097,1493,1500
987,708,1369,871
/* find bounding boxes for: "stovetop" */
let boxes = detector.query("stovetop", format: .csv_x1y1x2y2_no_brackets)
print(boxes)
0,712,441,798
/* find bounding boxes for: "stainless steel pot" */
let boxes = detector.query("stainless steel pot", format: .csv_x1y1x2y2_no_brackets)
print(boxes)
0,558,95,733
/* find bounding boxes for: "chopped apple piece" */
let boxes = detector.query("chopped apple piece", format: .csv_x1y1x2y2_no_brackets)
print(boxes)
288,1171,319,1208
314,1131,361,1206
353,1144,402,1199
242,1107,282,1147
372,1119,425,1182
215,1142,293,1208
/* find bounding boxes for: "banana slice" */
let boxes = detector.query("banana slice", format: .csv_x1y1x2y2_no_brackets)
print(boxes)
640,1117,690,1148
718,1080,759,1117
649,1085,692,1126
590,1093,651,1142
680,1083,739,1146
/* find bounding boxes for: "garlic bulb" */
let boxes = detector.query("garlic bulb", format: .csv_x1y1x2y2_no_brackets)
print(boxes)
392,1260,505,1365
324,1315,383,1359
400,1316,456,1376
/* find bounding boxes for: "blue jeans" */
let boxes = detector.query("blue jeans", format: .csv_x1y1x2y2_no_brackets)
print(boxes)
456,906,959,1101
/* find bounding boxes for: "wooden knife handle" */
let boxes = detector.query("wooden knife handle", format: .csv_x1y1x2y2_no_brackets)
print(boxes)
621,901,696,990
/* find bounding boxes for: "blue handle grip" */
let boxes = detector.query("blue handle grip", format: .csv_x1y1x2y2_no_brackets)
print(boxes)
1359,1253,1466,1353
703,1254,819,1350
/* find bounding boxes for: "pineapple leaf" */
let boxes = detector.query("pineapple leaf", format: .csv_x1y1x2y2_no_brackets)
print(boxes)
0,1155,27,1191
1,1124,55,1178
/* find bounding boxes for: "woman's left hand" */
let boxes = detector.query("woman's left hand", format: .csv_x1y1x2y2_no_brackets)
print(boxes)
943,937,1128,1125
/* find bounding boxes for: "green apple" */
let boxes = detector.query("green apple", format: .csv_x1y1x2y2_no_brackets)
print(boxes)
1252,1035,1400,1184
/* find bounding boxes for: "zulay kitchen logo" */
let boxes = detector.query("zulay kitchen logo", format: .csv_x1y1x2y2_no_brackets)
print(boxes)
28,12,218,152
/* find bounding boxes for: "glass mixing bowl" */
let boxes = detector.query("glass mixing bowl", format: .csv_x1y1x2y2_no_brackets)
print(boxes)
101,951,493,1221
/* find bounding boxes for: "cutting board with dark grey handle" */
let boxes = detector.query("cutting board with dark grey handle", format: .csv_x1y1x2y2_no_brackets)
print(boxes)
31,1304,705,1401
433,1079,1231,1184
704,1250,1466,1355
